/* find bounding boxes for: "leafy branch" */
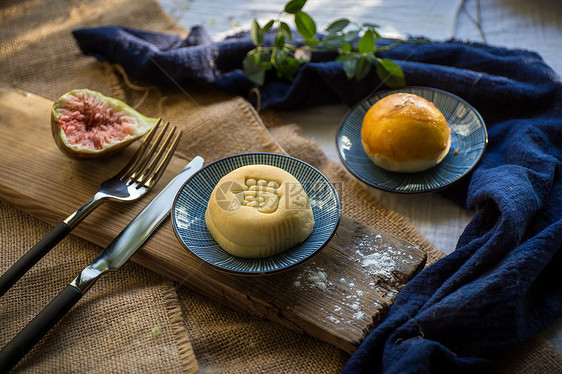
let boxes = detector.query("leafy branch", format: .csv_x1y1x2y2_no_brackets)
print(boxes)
243,0,409,87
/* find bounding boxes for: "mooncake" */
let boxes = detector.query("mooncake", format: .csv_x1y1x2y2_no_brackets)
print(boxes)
205,164,314,258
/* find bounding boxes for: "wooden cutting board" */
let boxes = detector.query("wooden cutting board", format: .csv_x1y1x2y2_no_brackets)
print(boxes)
0,87,426,353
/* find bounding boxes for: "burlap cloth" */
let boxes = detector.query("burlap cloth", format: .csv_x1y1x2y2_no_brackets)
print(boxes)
1,0,560,373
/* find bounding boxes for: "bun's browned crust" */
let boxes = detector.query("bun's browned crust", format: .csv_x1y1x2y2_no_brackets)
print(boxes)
361,93,451,172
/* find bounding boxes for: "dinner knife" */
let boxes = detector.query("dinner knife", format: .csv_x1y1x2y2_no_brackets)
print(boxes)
0,156,204,373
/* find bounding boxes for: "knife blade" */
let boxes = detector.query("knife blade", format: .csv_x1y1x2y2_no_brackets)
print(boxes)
0,156,204,372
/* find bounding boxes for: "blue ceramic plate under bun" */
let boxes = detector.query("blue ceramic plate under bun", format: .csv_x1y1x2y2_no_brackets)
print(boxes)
336,86,488,193
172,153,340,275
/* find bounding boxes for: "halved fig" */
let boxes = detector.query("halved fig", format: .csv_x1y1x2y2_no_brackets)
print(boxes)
51,89,159,158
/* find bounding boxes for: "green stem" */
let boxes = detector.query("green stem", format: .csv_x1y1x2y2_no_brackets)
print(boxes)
374,41,403,52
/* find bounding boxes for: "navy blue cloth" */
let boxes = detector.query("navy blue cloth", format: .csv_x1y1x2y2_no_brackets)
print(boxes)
72,26,562,373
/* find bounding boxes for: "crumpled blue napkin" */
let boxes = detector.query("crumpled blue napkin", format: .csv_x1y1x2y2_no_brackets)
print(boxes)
72,25,562,373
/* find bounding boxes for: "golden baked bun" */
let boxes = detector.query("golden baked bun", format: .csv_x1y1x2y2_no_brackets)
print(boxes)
205,165,314,258
361,93,451,173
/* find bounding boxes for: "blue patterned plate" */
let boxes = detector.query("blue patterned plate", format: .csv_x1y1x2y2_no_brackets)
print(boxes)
172,153,340,275
337,86,488,193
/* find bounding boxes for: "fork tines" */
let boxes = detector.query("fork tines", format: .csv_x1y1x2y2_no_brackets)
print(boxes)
123,119,183,189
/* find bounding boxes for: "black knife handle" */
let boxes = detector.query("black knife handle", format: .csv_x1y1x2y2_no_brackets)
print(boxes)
0,285,82,372
0,222,71,297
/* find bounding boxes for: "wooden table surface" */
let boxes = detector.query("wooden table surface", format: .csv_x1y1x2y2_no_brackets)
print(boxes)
159,0,562,351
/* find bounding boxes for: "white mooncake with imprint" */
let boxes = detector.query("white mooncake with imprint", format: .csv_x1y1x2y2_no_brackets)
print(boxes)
205,164,315,258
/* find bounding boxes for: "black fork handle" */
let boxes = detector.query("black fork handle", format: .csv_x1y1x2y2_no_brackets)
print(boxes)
0,222,71,297
0,285,82,372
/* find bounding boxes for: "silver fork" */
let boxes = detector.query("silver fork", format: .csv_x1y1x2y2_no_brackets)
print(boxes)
0,119,182,297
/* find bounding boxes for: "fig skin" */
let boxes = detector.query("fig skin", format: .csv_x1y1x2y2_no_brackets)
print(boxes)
51,89,159,159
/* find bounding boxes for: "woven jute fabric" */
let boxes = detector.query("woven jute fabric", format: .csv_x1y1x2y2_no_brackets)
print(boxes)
0,201,196,373
1,0,560,373
484,335,562,374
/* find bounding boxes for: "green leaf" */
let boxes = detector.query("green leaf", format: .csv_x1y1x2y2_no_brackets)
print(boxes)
273,49,286,66
275,35,285,50
251,19,263,46
375,58,406,87
342,56,357,80
304,36,319,47
295,11,316,39
325,18,350,33
355,56,371,80
321,33,344,49
362,22,379,29
280,22,293,41
343,30,359,42
243,53,266,85
277,56,300,80
284,0,307,14
263,19,275,32
358,30,375,54
341,42,352,53
364,52,376,62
